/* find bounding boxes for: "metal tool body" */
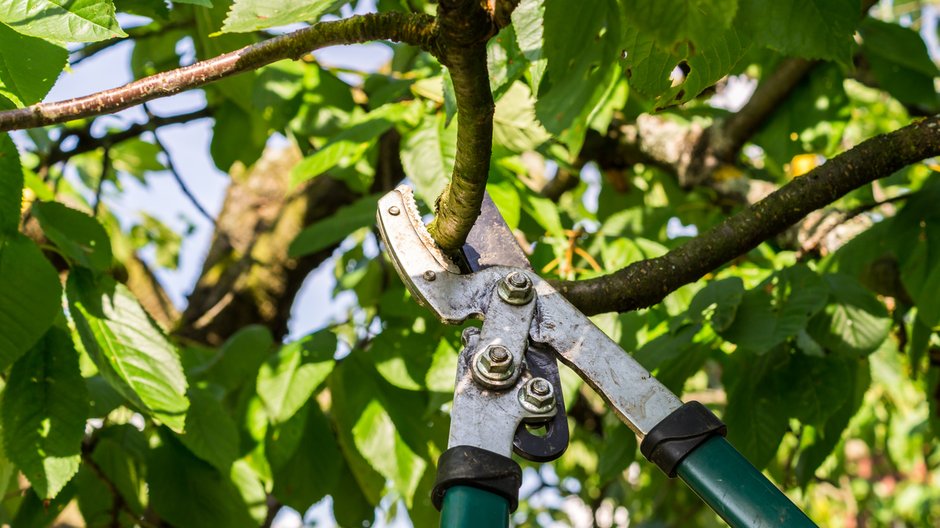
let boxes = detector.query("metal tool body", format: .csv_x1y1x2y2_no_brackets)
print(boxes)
376,186,817,528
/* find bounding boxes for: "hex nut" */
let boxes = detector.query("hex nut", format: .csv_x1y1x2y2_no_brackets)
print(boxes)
479,345,512,374
520,377,555,412
497,271,534,305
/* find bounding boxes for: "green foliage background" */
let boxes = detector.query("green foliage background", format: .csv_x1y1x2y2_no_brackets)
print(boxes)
0,0,938,526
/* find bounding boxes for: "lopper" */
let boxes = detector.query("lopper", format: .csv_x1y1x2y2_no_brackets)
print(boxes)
376,186,817,528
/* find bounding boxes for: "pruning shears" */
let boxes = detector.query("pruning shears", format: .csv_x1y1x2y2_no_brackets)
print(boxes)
376,186,818,528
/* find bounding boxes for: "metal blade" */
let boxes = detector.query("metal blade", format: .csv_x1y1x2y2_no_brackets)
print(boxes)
462,193,531,271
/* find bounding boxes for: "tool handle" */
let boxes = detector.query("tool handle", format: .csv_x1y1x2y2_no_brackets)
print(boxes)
439,486,510,528
676,436,817,528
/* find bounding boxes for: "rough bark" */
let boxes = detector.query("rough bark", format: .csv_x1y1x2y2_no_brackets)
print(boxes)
556,115,940,315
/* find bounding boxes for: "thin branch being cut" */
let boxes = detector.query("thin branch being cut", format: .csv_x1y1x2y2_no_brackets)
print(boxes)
425,0,502,250
0,12,437,132
555,115,940,315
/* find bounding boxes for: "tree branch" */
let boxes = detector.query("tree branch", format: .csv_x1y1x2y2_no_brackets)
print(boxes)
425,0,501,251
555,115,940,315
0,12,436,132
45,108,212,165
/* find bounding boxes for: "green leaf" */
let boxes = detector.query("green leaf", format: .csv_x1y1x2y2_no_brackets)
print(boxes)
0,234,62,367
0,23,66,106
193,3,257,112
689,277,744,331
291,105,407,187
110,138,166,178
147,436,256,528
621,0,737,47
0,132,22,237
736,0,858,63
288,194,379,258
87,425,147,512
0,0,126,43
202,325,273,391
370,327,434,391
267,402,343,511
114,0,170,20
209,101,267,171
131,27,184,78
67,272,189,432
400,112,457,208
488,25,527,99
597,416,636,485
32,201,112,272
807,274,890,357
256,331,336,424
536,0,620,138
719,266,828,353
222,0,344,33
2,326,88,499
859,18,940,111
493,82,551,152
724,350,789,468
11,482,76,528
173,0,212,6
352,399,427,508
795,358,869,486
179,388,240,472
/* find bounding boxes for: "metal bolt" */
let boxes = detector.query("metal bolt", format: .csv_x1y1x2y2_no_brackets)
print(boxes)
423,270,436,281
497,271,534,305
461,327,480,346
388,206,400,216
520,377,555,412
480,345,512,374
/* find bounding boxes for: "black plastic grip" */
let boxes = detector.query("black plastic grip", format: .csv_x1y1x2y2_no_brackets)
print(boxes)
432,445,523,512
640,401,727,477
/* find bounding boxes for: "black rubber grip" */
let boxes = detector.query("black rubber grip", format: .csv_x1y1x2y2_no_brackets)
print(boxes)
640,401,727,477
432,445,523,512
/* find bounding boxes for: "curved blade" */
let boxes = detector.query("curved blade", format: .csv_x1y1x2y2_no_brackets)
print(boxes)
463,193,530,271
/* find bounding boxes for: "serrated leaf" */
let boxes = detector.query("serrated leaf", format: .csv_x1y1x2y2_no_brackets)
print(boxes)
179,388,239,471
267,402,343,511
67,272,189,432
400,112,457,208
2,326,88,499
689,277,744,331
33,201,112,272
147,437,255,528
621,0,737,47
494,82,551,152
736,0,858,63
257,331,336,424
859,19,939,111
724,350,789,468
222,0,343,33
0,23,66,106
291,105,407,187
0,234,61,367
719,266,828,353
352,400,427,508
807,274,890,357
202,325,273,391
0,132,22,237
0,0,126,43
288,194,379,258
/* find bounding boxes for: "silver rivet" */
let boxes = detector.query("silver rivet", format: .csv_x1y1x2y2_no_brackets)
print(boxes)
423,270,436,281
388,206,400,216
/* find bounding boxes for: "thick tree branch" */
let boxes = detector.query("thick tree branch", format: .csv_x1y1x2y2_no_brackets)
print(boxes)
0,12,436,132
556,115,940,315
426,0,502,250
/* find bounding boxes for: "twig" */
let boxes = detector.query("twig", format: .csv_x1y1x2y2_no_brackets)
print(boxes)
797,193,912,259
142,104,215,224
0,12,437,132
93,147,111,215
555,115,940,315
45,108,212,165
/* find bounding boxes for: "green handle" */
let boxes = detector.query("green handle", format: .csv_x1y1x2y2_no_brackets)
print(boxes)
676,436,817,528
440,486,510,528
